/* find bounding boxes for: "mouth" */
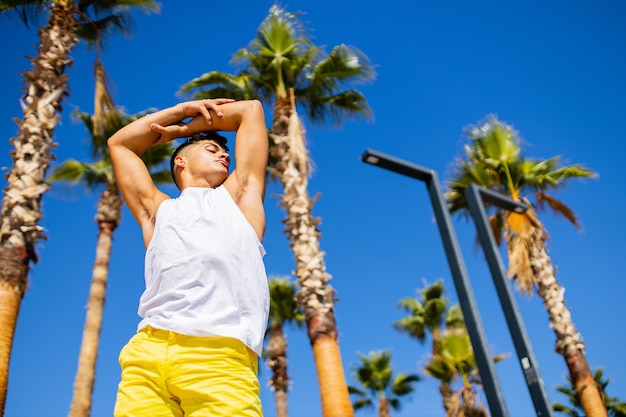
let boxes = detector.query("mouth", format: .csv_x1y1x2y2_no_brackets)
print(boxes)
218,160,229,168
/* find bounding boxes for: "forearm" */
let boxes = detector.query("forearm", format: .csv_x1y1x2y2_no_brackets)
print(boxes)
108,104,187,156
184,100,260,133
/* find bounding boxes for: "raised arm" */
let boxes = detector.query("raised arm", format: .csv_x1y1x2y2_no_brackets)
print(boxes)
107,98,234,244
223,100,269,240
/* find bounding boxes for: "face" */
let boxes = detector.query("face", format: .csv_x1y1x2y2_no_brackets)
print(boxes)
175,140,230,187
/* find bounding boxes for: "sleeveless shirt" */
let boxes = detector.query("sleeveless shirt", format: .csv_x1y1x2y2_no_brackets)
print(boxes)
137,185,269,356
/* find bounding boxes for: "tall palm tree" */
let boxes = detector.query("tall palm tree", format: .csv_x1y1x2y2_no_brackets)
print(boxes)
553,368,626,417
48,58,172,417
445,115,605,417
265,276,304,417
0,2,159,413
178,6,375,417
348,350,420,417
393,279,464,413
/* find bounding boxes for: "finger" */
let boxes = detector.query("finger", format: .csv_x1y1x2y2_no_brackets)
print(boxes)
202,99,221,119
214,98,235,104
199,101,214,125
150,123,168,133
203,98,234,118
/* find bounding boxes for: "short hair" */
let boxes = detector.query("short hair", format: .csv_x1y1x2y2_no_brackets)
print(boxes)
170,131,229,188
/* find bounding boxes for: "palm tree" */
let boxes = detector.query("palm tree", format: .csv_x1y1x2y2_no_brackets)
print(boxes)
48,58,172,417
348,350,419,417
394,279,464,352
265,276,305,417
0,2,159,413
393,279,464,413
424,328,490,417
178,6,375,417
553,368,626,417
445,115,605,417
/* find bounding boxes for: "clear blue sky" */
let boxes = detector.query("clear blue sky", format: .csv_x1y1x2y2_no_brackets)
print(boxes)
1,1,625,416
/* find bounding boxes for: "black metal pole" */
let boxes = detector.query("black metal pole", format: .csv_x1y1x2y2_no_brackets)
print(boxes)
465,184,554,417
361,149,510,417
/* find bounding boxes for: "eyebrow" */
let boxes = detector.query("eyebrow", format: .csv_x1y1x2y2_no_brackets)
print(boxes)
204,141,227,152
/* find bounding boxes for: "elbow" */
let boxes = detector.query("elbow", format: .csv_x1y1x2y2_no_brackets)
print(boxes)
246,99,263,114
107,131,121,149
245,99,265,119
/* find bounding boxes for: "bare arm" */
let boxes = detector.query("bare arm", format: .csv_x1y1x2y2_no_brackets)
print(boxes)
224,100,268,240
107,98,234,245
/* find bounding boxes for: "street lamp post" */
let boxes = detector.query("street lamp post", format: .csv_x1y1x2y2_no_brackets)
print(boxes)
465,184,554,417
361,149,510,417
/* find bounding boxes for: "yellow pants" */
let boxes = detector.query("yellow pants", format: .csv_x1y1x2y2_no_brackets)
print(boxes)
114,327,262,417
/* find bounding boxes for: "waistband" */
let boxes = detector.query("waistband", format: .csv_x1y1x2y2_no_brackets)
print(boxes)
139,326,174,338
137,326,258,357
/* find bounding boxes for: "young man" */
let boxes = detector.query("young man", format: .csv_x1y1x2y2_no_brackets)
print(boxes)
108,98,269,416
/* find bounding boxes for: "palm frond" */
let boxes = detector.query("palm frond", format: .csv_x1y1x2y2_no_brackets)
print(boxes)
535,192,581,229
446,159,501,216
48,159,90,183
268,276,304,327
488,212,505,246
149,169,173,185
0,0,48,26
351,398,373,410
74,0,160,46
392,373,420,396
424,356,455,383
445,304,465,329
553,368,626,417
75,15,129,45
142,142,175,169
350,350,419,412
553,403,582,417
388,397,400,410
465,116,520,171
305,89,373,126
310,44,376,89
179,71,255,100
48,158,113,189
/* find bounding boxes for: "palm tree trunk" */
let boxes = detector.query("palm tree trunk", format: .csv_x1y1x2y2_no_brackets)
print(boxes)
274,390,288,417
311,334,352,417
0,249,28,417
0,6,77,415
439,382,455,415
68,185,121,417
378,397,391,417
267,323,289,417
461,385,488,417
432,330,454,415
268,95,353,417
528,227,607,417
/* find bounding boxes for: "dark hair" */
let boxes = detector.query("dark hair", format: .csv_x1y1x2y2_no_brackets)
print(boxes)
170,131,229,188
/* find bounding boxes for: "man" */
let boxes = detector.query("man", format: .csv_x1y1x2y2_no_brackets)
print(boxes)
108,98,269,416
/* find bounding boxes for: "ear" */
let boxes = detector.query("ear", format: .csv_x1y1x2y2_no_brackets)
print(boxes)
174,154,187,168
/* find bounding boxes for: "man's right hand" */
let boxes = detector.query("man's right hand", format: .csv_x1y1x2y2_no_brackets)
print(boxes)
179,98,235,126
149,99,235,142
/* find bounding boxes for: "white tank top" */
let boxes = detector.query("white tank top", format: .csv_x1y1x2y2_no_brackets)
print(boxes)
137,185,269,356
